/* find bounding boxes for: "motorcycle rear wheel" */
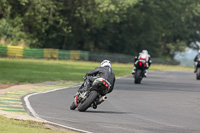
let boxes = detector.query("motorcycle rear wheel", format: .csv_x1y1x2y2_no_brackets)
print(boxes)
196,68,200,80
78,91,98,112
135,70,142,84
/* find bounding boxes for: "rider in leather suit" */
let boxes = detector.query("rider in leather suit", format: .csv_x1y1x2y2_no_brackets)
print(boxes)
194,50,200,73
79,60,115,94
132,50,152,77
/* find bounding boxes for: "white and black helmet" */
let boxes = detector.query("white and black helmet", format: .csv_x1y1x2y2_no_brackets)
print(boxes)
142,50,148,54
101,60,111,67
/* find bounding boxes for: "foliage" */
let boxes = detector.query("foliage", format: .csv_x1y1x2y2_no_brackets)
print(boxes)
0,0,200,59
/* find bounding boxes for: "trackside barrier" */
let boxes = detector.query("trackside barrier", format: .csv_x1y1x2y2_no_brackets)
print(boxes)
23,48,44,59
7,46,23,58
151,58,180,65
89,52,134,63
0,45,7,57
80,51,89,61
0,45,87,61
58,50,70,60
0,45,180,65
70,50,80,60
44,48,58,59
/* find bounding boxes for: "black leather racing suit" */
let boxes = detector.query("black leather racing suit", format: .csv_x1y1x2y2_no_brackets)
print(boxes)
82,66,115,93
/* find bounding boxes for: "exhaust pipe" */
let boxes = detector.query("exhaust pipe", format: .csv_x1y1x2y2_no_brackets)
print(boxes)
92,96,107,109
97,96,107,104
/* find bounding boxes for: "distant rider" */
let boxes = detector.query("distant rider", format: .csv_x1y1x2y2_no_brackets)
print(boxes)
194,49,200,73
79,60,115,94
132,50,152,77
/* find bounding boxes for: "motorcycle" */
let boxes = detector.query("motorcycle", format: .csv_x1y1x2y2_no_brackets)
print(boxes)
70,77,111,112
196,60,200,80
133,56,147,84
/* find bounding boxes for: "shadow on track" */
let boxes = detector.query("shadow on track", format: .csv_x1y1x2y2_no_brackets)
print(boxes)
83,110,132,114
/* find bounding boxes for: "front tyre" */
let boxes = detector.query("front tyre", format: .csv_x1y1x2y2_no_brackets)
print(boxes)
196,67,200,80
70,102,77,110
78,91,98,112
70,96,78,110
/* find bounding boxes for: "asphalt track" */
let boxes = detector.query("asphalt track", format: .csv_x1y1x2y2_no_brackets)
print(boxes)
24,71,200,133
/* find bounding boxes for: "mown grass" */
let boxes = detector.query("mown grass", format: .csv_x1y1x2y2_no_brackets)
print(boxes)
0,58,193,84
0,115,68,133
150,64,193,71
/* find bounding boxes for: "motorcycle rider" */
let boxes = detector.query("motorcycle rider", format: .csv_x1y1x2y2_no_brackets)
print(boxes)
194,49,200,73
132,50,152,77
79,60,115,95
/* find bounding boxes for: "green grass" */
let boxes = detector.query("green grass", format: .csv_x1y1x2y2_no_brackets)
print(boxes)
0,58,193,84
0,115,69,133
150,64,193,71
0,58,96,83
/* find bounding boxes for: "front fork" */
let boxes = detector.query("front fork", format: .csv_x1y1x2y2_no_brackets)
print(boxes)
74,90,88,107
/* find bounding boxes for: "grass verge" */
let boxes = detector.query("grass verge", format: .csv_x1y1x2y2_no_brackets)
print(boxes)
0,115,69,133
0,58,193,84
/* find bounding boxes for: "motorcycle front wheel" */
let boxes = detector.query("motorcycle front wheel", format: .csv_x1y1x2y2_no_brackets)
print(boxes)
70,102,77,110
70,95,78,110
78,91,98,112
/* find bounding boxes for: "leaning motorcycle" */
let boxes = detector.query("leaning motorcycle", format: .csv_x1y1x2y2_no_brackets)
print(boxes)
70,77,111,112
196,60,200,80
133,57,147,84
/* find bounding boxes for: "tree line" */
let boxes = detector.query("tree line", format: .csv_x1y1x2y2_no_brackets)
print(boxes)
0,0,200,59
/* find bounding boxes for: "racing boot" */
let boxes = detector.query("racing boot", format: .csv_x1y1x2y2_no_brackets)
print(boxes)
132,67,136,75
194,67,197,73
144,70,148,77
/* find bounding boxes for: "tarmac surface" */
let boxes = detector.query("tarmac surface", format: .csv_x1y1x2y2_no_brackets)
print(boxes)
25,71,200,133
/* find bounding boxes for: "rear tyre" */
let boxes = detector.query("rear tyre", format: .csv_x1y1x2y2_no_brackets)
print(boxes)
196,68,200,80
78,91,98,112
135,70,142,84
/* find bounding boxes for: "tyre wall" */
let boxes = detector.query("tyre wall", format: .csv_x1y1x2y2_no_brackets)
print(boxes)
0,45,179,65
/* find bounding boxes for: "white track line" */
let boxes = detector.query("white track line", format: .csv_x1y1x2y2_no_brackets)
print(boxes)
24,86,93,133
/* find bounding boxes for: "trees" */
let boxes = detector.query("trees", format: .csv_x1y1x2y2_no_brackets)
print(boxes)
0,0,200,59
